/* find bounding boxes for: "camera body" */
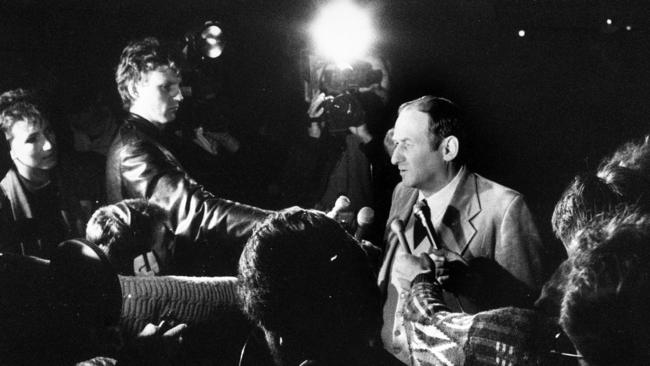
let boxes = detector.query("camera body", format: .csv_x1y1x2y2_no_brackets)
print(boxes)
318,61,383,96
320,92,365,134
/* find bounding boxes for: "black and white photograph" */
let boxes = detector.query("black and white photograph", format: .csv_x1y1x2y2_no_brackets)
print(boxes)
1,0,649,365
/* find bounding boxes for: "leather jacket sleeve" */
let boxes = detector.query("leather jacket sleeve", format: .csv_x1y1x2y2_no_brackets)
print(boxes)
115,135,271,246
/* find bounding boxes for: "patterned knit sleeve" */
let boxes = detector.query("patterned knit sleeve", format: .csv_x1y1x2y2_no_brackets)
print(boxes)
402,272,474,366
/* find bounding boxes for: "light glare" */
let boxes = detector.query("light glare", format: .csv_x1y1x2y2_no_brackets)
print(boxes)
311,1,375,64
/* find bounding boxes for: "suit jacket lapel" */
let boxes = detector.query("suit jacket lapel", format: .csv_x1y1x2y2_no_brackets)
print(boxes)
377,186,419,296
438,170,481,255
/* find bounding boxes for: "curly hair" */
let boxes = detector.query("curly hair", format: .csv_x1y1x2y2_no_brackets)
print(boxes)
0,89,47,142
86,198,167,275
115,37,180,110
597,136,650,179
560,210,650,366
237,207,380,361
552,166,650,250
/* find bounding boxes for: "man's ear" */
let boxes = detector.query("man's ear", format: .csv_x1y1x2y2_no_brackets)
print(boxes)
127,80,139,101
442,136,459,162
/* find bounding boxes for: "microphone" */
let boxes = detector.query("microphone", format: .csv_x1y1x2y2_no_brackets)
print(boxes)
354,206,375,241
327,195,351,219
390,219,410,253
413,201,439,250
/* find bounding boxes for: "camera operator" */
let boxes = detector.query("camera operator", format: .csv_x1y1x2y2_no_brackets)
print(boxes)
275,82,397,244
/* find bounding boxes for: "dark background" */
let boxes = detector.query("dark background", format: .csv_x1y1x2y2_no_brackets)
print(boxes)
2,0,649,252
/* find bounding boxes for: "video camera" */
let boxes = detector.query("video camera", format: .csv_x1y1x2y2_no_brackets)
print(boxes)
305,56,385,133
318,61,383,96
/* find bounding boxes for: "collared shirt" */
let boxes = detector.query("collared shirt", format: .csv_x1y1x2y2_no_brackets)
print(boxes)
381,166,465,364
418,166,465,233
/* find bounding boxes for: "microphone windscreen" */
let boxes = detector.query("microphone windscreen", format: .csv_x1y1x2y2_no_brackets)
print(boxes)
357,206,375,226
390,219,405,234
413,200,426,215
327,195,351,218
334,195,351,211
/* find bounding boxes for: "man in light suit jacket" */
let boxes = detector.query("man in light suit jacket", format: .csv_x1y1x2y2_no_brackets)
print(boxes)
378,96,547,364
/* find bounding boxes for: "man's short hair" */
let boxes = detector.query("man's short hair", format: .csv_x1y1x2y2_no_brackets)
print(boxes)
237,207,380,361
86,198,166,275
398,95,465,153
0,89,47,142
560,210,650,366
115,37,180,110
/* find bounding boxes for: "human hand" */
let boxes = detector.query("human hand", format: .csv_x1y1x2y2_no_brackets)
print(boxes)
348,123,373,144
307,93,328,139
307,92,327,119
193,127,219,155
205,131,240,153
429,249,469,287
393,252,435,289
120,321,188,365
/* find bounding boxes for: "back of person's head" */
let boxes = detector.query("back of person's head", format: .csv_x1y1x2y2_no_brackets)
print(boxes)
553,163,650,252
237,207,380,365
115,37,181,110
0,88,47,142
86,198,167,275
398,95,465,160
598,136,650,179
560,210,650,366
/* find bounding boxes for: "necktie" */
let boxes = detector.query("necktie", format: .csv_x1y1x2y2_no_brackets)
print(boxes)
412,199,429,250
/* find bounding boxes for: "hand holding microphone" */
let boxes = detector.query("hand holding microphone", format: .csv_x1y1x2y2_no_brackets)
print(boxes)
429,248,468,286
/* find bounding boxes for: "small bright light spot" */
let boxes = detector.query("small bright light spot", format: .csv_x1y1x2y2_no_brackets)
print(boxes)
206,47,223,59
518,29,526,37
311,0,375,64
606,18,612,25
203,25,222,38
330,254,338,262
626,25,632,31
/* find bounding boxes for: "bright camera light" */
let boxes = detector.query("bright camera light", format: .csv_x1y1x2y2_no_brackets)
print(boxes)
311,1,375,64
201,23,224,58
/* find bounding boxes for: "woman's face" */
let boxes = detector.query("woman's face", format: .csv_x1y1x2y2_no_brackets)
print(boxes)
9,119,57,170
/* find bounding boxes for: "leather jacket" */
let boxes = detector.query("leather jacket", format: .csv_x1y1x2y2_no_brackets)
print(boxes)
106,114,270,260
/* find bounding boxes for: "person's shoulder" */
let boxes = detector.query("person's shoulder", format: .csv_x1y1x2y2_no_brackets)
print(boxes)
470,171,523,201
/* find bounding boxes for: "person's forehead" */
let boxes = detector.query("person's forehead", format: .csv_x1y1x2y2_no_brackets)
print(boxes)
140,66,181,85
393,109,430,139
11,119,45,136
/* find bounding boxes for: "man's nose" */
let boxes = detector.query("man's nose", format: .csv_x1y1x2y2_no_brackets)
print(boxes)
390,146,401,165
174,90,184,102
42,138,53,151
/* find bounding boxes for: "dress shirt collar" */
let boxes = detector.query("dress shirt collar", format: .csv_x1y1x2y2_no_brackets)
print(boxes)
418,166,465,223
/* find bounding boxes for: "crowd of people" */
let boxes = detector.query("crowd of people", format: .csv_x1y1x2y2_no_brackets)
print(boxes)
0,35,649,366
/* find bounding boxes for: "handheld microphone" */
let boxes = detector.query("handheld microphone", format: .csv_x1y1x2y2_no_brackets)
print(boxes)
413,201,439,250
390,219,410,253
326,195,351,219
354,206,375,241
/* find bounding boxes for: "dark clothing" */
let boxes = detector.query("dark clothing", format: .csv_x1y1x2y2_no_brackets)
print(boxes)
106,114,270,274
279,131,396,243
0,154,101,258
